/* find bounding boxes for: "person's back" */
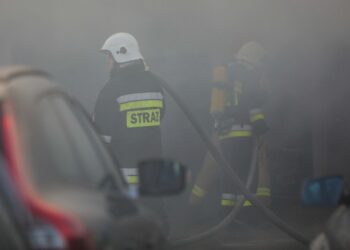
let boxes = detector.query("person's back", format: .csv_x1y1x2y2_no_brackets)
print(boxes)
94,32,169,232
94,33,165,184
95,63,164,170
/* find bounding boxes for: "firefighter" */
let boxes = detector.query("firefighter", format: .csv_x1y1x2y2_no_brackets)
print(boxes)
190,42,271,215
94,32,167,224
94,32,165,183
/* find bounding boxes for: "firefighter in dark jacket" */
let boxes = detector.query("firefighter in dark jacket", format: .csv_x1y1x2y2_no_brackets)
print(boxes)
94,33,168,230
219,41,269,210
94,32,165,186
190,42,271,218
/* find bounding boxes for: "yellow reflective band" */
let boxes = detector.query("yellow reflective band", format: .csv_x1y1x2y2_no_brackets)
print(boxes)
219,130,252,140
120,100,163,111
234,82,242,106
257,187,271,192
221,199,235,206
243,200,252,207
250,113,265,123
126,175,139,184
221,199,252,207
192,185,205,198
126,109,161,128
234,84,242,94
256,187,271,197
256,192,271,197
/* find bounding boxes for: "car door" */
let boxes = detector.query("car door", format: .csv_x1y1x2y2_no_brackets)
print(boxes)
0,154,30,250
18,92,137,248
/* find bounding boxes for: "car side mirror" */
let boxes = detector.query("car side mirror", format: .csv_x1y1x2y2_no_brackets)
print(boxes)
302,176,344,206
137,159,186,197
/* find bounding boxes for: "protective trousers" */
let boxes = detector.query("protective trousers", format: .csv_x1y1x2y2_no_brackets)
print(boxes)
219,137,257,209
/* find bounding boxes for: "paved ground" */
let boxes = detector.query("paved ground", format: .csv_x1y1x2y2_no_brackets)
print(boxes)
168,203,335,250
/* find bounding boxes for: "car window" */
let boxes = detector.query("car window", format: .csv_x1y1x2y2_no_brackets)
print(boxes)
30,95,122,191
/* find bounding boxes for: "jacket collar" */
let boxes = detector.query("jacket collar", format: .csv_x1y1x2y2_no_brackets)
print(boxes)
110,60,146,78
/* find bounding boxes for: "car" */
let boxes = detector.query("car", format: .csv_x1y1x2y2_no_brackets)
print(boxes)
0,66,186,250
0,152,31,250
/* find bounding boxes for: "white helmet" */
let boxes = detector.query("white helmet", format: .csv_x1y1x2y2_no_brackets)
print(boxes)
101,33,144,64
235,41,266,67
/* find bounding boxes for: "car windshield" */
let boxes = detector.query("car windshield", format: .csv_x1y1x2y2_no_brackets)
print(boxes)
2,1,350,249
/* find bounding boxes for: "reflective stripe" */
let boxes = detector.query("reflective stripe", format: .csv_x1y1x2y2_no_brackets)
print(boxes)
250,113,265,123
250,108,265,123
117,92,163,104
257,187,271,192
231,124,252,131
126,176,139,184
221,199,252,207
256,187,271,197
122,168,139,184
220,124,252,139
222,193,236,200
234,82,242,106
221,199,235,206
192,185,205,198
219,130,252,140
120,100,163,111
234,84,242,94
221,194,252,207
126,109,161,128
121,168,138,176
100,135,112,143
243,200,252,206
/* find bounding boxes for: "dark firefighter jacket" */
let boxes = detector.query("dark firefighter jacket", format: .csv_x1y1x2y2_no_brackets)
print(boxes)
216,64,269,140
94,63,165,170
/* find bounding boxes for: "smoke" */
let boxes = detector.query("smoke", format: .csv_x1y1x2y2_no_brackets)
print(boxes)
1,0,350,237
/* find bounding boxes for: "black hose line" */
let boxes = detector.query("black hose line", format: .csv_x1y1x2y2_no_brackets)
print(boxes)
157,79,309,246
171,138,258,246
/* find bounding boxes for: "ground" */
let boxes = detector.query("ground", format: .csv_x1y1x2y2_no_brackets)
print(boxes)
168,202,334,250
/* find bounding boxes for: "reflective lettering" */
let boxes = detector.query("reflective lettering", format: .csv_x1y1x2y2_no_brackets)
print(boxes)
130,113,137,124
126,109,161,128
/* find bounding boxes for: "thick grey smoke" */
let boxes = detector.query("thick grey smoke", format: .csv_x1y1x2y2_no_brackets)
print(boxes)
1,0,350,235
1,0,349,107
